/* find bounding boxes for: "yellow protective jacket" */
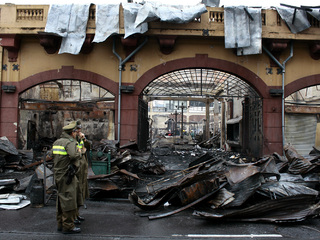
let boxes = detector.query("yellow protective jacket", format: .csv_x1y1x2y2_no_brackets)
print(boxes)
52,132,82,212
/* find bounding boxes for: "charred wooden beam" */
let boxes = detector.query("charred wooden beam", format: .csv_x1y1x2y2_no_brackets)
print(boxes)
20,101,115,111
285,105,320,114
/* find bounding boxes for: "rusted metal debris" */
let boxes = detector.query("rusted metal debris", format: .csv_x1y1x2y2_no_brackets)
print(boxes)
88,168,140,181
148,182,228,220
0,137,149,200
284,143,319,174
1,134,320,222
197,131,221,149
194,194,320,223
129,144,320,223
0,137,19,156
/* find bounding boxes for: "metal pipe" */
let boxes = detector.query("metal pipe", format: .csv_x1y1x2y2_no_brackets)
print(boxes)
281,42,294,155
107,150,111,174
262,42,293,156
112,36,148,142
112,37,122,143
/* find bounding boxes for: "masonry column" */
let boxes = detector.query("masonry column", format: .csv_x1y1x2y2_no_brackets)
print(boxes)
0,34,21,148
0,85,19,147
262,97,283,155
120,92,139,145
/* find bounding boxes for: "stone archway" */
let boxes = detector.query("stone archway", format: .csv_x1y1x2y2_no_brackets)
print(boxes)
120,54,281,155
285,74,320,97
18,66,118,95
133,54,270,98
0,66,118,147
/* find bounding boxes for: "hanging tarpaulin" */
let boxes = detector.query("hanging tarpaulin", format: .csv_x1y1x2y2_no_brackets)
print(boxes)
201,0,220,7
93,4,120,43
224,6,251,49
134,3,208,28
308,9,320,21
224,6,262,55
237,8,262,56
157,4,207,24
44,3,209,52
122,3,148,39
45,4,90,55
134,2,159,28
45,4,73,38
59,4,90,54
276,7,311,34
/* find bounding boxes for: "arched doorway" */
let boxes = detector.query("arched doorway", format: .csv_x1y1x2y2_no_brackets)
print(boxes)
138,67,262,157
0,66,119,148
285,84,320,155
18,79,115,152
284,74,320,156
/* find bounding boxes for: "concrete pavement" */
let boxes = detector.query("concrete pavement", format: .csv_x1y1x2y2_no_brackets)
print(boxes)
1,197,320,240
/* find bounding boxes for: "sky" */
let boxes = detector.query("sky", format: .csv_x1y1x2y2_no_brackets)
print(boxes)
0,0,319,8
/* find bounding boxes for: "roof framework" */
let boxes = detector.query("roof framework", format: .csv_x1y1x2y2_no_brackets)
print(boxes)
142,68,260,100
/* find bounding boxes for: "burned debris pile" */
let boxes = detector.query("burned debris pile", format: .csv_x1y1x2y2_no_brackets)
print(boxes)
87,140,166,198
129,143,320,223
1,134,320,224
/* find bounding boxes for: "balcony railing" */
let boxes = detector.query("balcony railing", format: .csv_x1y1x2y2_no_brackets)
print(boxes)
16,8,44,21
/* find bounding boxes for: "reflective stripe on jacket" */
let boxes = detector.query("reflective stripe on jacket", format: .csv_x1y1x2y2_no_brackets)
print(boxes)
52,145,67,155
77,140,84,149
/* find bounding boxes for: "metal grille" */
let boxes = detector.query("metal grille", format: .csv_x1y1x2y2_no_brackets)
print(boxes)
249,98,263,157
143,68,259,99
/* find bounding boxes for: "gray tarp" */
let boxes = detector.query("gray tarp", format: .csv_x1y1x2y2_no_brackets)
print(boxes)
45,4,73,38
201,0,220,7
45,3,208,49
45,4,90,55
308,9,320,21
134,3,208,28
93,4,120,43
122,3,149,39
276,7,311,34
224,6,262,55
224,6,250,49
237,8,262,56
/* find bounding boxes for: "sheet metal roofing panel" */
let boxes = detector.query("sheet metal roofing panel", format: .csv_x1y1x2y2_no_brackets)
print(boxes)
237,8,262,56
224,6,251,49
276,7,311,34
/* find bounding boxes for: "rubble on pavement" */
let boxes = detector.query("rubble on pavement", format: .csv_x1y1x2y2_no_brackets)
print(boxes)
129,143,320,223
1,135,320,223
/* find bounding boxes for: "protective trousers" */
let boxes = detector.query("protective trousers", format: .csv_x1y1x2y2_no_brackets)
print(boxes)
56,197,77,231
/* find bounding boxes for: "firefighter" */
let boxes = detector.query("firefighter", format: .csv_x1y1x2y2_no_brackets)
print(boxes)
52,121,83,234
74,120,90,224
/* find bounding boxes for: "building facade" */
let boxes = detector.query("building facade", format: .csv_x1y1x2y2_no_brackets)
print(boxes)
0,4,320,156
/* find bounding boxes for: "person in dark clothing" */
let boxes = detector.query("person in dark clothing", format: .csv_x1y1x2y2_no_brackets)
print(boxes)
74,120,90,224
52,121,83,234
